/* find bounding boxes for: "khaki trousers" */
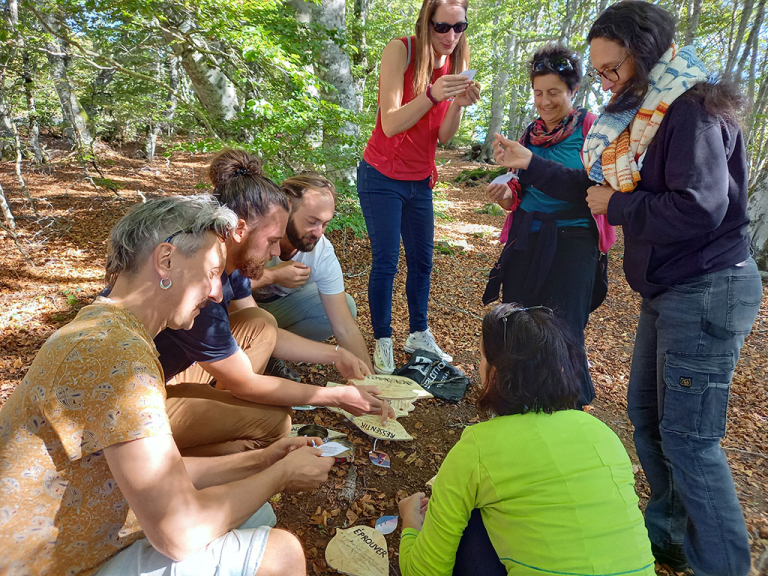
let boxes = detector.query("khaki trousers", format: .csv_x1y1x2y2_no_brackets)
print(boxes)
166,307,291,456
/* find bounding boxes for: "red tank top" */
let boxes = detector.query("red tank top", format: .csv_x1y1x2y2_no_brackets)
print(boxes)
363,36,452,186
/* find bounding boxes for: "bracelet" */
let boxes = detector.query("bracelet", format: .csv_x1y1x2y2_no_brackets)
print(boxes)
332,344,339,366
426,83,439,106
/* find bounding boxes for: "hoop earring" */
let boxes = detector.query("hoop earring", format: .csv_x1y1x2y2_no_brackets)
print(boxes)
160,278,172,290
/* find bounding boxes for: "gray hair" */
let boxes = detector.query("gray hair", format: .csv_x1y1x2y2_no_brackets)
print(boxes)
105,194,237,286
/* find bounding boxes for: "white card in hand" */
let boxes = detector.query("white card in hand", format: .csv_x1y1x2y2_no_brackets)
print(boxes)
490,172,516,186
319,441,349,457
460,69,477,81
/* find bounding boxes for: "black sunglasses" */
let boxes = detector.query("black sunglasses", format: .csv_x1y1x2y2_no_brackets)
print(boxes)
501,306,554,343
532,57,574,74
430,20,469,34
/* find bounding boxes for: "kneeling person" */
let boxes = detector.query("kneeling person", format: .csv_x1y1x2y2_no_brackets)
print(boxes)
252,173,374,372
0,195,332,576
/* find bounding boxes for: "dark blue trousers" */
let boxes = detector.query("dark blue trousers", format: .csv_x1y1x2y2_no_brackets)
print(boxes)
357,160,434,339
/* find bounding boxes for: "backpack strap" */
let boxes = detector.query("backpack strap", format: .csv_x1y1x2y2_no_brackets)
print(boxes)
406,36,412,68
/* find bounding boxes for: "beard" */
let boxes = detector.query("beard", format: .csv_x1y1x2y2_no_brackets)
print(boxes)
286,217,319,252
233,249,266,280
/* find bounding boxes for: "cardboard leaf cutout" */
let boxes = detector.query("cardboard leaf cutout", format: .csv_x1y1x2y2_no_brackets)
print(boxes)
351,374,434,399
326,526,388,576
327,407,414,441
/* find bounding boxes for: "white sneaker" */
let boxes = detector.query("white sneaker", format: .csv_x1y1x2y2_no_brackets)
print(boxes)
404,328,453,362
374,338,395,374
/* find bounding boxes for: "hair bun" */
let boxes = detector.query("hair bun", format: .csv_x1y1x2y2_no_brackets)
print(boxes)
209,149,264,188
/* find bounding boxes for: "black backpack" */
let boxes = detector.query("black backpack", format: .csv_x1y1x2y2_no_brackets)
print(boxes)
395,350,470,403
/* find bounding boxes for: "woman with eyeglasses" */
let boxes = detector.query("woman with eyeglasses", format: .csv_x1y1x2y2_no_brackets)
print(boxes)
493,2,761,573
357,0,481,375
397,303,654,576
483,42,615,410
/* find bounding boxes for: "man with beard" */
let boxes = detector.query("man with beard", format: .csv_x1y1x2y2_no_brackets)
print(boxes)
252,173,374,372
155,150,393,457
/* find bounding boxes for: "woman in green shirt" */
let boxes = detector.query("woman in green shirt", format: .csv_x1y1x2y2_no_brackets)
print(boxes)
398,304,654,575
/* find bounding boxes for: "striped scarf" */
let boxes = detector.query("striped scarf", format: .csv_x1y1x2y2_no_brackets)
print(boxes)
582,44,709,192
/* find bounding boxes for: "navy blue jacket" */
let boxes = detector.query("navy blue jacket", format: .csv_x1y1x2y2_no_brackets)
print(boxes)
519,89,751,298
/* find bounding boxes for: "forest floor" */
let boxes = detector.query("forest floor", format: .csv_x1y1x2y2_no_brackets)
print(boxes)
1,141,767,575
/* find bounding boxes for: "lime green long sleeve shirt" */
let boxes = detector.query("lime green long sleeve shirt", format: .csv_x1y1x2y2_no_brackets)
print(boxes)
399,410,655,576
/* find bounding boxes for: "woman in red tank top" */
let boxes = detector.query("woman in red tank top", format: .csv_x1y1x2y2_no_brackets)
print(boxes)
357,0,481,374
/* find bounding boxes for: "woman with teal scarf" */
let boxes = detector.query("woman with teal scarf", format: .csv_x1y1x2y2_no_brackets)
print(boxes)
483,43,615,409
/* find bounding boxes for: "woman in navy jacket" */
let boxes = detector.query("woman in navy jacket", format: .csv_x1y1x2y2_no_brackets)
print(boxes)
493,2,762,574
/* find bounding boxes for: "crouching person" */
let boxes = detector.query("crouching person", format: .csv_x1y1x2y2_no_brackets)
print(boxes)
0,195,333,576
397,304,654,576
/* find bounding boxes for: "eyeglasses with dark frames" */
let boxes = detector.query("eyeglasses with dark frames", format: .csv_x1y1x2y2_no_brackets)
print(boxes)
588,54,630,83
430,20,469,34
163,228,194,244
501,306,554,343
532,57,574,74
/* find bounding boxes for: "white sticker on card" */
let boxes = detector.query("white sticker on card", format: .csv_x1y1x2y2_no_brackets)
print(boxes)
319,441,350,458
460,69,477,81
490,172,516,186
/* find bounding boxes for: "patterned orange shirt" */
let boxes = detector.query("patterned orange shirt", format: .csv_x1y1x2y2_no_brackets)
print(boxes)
0,300,171,576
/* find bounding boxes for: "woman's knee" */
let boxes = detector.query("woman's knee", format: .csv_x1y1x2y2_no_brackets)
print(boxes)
256,528,305,575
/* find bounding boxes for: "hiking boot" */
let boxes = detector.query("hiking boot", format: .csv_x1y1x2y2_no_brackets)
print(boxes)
374,338,395,375
404,328,453,362
265,358,301,382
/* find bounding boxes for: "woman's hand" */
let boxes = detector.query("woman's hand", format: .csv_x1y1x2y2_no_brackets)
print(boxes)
398,492,430,531
431,74,472,102
453,80,481,107
486,183,515,208
586,184,615,215
493,133,533,170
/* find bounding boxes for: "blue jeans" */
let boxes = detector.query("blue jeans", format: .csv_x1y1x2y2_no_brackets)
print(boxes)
627,258,762,576
257,283,357,342
357,160,434,338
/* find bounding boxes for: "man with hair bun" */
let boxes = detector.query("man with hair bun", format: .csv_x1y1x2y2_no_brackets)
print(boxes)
157,149,394,458
252,172,374,373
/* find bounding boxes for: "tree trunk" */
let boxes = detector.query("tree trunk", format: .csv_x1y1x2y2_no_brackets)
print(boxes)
482,34,517,162
684,0,703,45
295,0,359,123
0,181,14,230
735,0,766,82
145,54,179,162
351,0,370,113
22,50,45,163
748,176,768,272
39,8,94,152
725,0,755,79
160,11,240,127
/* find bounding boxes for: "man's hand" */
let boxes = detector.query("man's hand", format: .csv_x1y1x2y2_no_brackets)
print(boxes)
335,385,396,424
276,446,334,492
259,436,323,468
398,492,430,531
333,346,372,380
493,133,532,170
271,261,311,289
586,184,615,215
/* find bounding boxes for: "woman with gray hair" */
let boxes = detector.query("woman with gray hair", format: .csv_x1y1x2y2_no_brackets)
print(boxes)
0,194,334,575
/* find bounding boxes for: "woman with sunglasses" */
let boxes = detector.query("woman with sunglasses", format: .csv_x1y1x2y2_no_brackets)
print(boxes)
397,303,654,576
493,2,761,573
483,42,614,409
357,0,481,375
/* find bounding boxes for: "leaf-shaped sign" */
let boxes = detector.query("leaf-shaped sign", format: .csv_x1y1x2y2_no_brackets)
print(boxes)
326,526,388,576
